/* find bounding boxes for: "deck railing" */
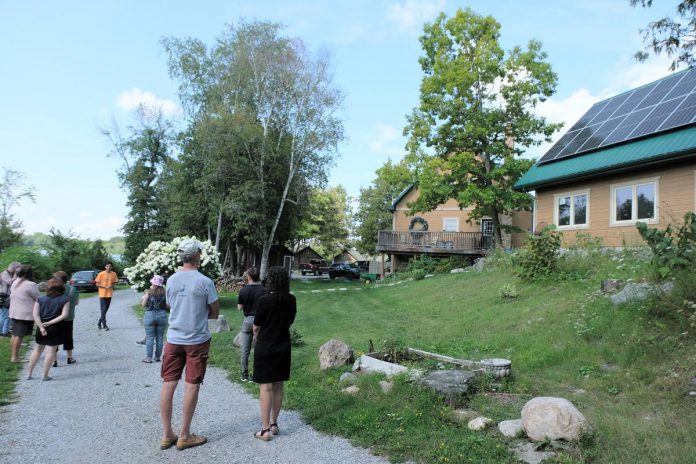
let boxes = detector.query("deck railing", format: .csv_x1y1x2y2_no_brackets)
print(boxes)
377,230,492,254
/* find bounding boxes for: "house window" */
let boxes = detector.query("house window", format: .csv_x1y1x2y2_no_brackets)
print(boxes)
443,218,459,232
610,178,658,225
554,190,589,228
481,219,494,236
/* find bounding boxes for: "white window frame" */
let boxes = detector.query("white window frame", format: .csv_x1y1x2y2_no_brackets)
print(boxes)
610,176,659,226
481,218,494,236
442,217,459,232
553,189,590,229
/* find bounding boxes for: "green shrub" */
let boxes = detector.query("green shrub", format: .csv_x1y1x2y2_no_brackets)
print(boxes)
515,225,563,281
412,269,426,280
637,212,696,280
499,283,519,300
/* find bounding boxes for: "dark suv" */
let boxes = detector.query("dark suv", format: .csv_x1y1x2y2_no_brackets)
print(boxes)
69,270,99,292
328,262,361,280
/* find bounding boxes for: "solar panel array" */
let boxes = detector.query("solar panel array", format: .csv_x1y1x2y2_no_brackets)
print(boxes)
539,67,696,164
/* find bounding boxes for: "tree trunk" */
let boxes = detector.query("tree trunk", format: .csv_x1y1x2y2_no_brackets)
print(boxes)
214,199,223,251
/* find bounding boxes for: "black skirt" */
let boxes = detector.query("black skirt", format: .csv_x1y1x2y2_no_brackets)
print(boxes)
35,321,65,346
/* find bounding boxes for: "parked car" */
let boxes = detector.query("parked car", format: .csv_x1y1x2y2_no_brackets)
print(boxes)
69,270,99,292
300,259,330,276
328,262,361,280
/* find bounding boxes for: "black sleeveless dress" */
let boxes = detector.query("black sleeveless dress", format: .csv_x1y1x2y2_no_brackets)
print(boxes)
252,293,297,383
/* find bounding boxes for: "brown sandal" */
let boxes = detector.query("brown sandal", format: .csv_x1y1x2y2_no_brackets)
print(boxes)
254,428,272,441
270,423,279,435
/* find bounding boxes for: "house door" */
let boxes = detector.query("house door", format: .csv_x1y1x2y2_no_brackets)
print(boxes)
481,219,494,248
283,255,293,276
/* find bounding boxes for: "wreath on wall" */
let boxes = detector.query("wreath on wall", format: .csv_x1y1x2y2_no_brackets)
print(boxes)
409,216,429,232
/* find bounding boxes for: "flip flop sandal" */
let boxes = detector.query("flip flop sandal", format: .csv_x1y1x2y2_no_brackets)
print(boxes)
254,428,272,441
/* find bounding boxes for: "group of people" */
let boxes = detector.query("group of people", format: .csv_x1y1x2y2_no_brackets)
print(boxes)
0,262,80,380
153,239,297,450
2,238,297,450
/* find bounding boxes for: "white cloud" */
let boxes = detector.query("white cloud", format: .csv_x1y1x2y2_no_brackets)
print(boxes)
386,0,444,32
72,216,125,240
116,88,181,117
368,122,404,156
603,55,673,95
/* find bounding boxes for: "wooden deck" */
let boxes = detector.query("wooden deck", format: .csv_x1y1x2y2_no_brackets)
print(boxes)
377,230,492,255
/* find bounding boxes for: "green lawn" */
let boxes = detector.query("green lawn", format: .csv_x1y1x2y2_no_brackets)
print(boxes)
210,268,696,463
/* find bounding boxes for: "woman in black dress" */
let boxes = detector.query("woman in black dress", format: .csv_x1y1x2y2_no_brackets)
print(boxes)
27,277,69,380
252,266,297,441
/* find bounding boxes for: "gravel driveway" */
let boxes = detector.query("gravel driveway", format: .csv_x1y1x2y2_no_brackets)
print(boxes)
0,289,389,464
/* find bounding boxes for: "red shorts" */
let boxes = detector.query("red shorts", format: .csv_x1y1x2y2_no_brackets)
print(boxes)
160,339,210,384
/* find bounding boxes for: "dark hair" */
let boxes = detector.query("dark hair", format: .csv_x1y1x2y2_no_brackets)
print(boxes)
246,267,260,282
46,277,65,297
265,266,290,300
105,261,113,267
17,264,34,281
53,271,69,283
148,286,165,297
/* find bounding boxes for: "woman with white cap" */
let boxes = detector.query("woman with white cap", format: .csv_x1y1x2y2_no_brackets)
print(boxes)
141,275,168,363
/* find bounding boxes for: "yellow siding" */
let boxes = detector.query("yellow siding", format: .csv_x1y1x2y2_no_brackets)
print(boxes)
535,162,696,247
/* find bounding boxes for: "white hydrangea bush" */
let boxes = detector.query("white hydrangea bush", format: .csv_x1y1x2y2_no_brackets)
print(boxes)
124,236,222,291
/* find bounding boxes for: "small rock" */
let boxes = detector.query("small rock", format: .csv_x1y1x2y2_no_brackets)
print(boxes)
208,315,230,333
570,388,586,395
379,380,393,393
600,279,624,293
498,419,524,437
468,416,492,431
511,442,556,464
689,391,696,397
342,385,360,395
690,377,696,386
452,409,479,423
450,268,466,273
339,372,357,383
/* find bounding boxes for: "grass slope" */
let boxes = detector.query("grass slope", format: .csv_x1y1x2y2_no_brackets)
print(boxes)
211,269,696,463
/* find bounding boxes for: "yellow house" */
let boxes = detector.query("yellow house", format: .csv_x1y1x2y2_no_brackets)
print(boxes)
515,68,696,247
376,184,532,270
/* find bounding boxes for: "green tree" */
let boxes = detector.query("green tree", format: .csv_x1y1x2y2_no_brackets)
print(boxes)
102,105,174,263
296,186,352,259
163,21,344,277
631,0,696,70
404,8,560,247
354,159,413,256
0,167,36,252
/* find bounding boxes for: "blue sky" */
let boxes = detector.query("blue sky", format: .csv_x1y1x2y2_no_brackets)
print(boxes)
0,0,677,239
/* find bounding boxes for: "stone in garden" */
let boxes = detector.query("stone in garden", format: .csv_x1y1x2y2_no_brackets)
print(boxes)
601,279,624,293
467,416,492,430
232,332,241,347
479,358,512,378
339,372,357,383
452,409,479,423
352,355,420,378
450,268,466,273
319,339,354,370
511,442,556,464
208,315,230,333
611,282,674,305
521,397,590,442
379,380,393,393
498,419,524,437
423,370,475,401
472,258,487,272
342,385,360,395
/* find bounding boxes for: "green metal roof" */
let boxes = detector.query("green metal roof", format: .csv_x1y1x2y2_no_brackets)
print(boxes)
514,126,696,191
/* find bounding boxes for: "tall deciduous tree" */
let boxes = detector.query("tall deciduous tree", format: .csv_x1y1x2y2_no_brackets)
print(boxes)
163,21,344,277
631,0,696,70
102,105,174,263
404,8,560,246
354,159,413,256
0,167,36,252
295,186,352,259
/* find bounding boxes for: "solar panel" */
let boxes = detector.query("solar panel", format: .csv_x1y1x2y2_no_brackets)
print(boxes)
538,67,696,164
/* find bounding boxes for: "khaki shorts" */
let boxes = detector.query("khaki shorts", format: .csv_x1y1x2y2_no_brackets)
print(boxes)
160,339,210,384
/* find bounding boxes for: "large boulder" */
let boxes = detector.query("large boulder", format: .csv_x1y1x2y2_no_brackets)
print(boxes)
611,281,674,305
318,339,353,370
521,397,590,442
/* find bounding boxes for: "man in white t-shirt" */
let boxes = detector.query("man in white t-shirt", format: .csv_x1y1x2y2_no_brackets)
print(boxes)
158,239,219,451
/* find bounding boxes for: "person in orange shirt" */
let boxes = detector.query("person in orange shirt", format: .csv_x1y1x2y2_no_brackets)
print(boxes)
95,262,118,331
